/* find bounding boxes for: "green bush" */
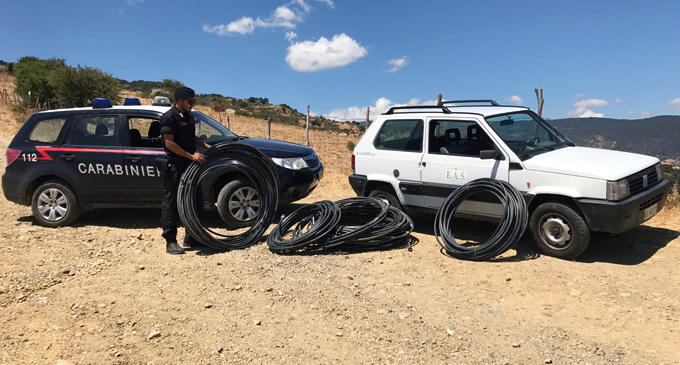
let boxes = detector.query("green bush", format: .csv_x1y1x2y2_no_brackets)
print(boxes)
347,140,356,151
55,65,120,107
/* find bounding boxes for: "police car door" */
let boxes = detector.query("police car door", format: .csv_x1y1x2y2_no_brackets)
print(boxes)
123,116,165,203
58,114,126,202
420,117,510,219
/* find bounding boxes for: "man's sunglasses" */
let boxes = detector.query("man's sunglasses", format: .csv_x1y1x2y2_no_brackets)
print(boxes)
185,99,196,105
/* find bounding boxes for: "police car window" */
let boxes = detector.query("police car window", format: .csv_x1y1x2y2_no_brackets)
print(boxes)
128,117,162,148
429,120,493,157
29,118,66,144
191,111,237,143
374,120,423,152
71,115,121,146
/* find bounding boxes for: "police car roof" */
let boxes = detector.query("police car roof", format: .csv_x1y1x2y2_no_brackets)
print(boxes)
35,105,172,114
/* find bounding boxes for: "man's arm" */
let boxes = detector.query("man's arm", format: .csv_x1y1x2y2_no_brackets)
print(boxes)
163,134,206,164
195,136,210,149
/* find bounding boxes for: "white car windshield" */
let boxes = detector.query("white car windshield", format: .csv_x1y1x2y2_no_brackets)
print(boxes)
486,112,572,159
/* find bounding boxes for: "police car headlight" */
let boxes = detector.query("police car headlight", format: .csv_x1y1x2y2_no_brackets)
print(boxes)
271,157,308,170
607,178,630,201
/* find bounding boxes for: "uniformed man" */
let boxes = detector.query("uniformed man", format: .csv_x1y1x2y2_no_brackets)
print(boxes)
160,86,210,254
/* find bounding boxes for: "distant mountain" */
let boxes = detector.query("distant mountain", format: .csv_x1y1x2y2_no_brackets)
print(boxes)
548,115,680,161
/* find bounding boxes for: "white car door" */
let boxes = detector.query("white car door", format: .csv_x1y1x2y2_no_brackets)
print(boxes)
420,117,510,218
369,118,426,207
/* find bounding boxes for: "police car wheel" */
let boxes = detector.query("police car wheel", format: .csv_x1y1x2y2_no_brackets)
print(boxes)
216,180,259,228
31,181,82,228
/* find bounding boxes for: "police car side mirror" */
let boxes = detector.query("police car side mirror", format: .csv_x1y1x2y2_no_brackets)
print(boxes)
479,149,503,160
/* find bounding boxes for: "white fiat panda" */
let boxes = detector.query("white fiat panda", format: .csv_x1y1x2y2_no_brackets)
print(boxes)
349,100,671,259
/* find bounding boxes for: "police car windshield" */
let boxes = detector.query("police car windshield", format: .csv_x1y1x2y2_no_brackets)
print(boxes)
191,111,238,142
485,112,571,160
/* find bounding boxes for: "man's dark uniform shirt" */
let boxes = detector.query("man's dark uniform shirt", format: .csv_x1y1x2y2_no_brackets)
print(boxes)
160,105,196,164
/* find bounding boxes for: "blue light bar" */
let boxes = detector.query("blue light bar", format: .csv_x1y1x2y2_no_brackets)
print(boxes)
92,98,112,108
124,97,141,106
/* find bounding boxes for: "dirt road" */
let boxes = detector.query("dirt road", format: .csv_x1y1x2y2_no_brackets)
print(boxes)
0,126,679,364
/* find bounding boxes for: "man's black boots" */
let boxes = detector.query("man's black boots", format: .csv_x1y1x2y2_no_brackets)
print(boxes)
183,234,204,248
166,241,185,255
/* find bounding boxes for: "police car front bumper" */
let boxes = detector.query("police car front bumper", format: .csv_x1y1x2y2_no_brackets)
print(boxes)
276,164,323,204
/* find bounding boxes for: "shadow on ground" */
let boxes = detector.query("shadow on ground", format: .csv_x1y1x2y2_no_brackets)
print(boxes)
577,225,679,265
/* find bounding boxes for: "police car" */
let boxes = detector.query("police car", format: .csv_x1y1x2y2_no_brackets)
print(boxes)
2,97,324,227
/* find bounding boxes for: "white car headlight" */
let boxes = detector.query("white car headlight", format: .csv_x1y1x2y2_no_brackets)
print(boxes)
271,157,308,170
607,178,630,201
655,163,664,181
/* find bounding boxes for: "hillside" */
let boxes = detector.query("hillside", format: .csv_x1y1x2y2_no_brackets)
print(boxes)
118,78,364,135
550,116,680,161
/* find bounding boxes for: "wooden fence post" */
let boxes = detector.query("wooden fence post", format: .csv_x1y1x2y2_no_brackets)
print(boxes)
306,105,310,146
436,93,442,106
267,117,271,139
366,107,370,128
227,115,230,129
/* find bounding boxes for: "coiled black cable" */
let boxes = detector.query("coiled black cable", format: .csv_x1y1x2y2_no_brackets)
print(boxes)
267,200,341,253
340,206,415,252
177,142,279,250
325,197,389,248
434,178,528,261
266,197,415,253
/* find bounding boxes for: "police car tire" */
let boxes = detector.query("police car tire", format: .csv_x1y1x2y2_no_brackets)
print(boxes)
31,180,82,228
529,202,590,260
216,179,257,228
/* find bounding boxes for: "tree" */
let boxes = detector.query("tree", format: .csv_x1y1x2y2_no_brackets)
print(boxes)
55,65,120,107
161,79,185,103
14,57,67,107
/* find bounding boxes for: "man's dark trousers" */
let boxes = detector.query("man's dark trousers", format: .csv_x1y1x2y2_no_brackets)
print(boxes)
161,159,189,243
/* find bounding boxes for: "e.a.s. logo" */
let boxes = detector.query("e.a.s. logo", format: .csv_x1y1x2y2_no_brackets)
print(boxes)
445,167,467,182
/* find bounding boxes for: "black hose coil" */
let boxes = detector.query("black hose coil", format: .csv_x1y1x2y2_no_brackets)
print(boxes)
267,200,341,254
325,197,389,248
339,206,415,252
178,142,279,250
266,197,415,254
434,178,528,261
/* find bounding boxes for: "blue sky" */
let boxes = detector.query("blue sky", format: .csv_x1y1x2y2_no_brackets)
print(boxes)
2,0,680,120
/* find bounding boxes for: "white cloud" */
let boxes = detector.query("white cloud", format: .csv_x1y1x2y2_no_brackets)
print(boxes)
641,111,653,117
665,98,680,111
568,98,609,118
326,97,436,121
384,57,408,73
574,93,587,99
504,95,523,105
615,98,623,103
204,0,332,36
627,110,635,116
254,6,301,29
286,33,367,72
315,0,335,9
203,17,255,35
127,0,143,5
285,31,298,42
574,99,610,108
567,107,604,118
